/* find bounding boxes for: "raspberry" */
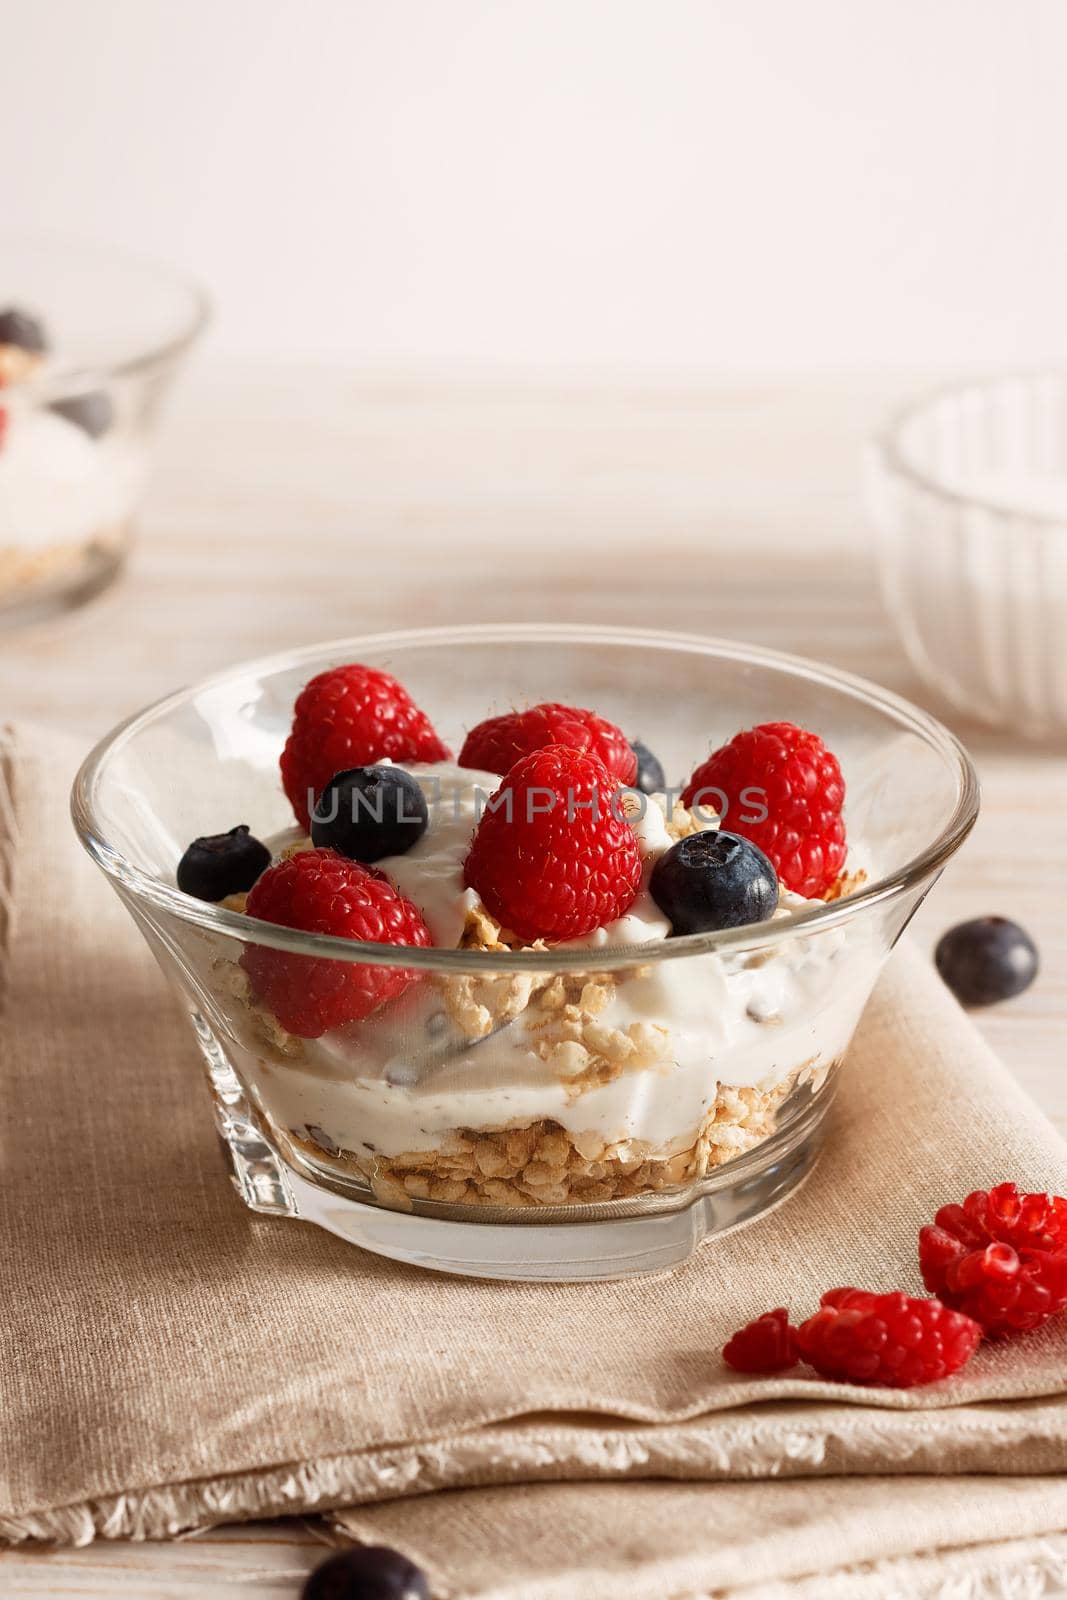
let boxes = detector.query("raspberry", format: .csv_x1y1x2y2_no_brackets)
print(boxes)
242,848,432,1037
681,722,846,899
794,1288,982,1387
0,408,7,452
459,702,637,786
919,1182,1067,1337
722,1308,799,1373
281,664,449,829
463,745,641,943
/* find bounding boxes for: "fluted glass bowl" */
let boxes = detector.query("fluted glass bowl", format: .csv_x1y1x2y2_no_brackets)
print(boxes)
0,236,208,626
71,625,978,1281
870,372,1067,741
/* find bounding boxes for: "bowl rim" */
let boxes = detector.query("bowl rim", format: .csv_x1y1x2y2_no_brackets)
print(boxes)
0,231,211,389
70,623,981,974
875,367,1067,529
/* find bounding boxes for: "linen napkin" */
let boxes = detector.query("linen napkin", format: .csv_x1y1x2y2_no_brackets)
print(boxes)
1,721,1065,1598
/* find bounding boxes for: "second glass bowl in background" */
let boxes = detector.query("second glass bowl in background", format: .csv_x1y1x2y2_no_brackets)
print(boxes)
870,372,1067,742
0,235,208,626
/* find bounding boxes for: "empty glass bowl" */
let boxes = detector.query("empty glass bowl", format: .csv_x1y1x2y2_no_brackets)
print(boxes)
870,373,1067,741
71,625,978,1280
0,235,208,626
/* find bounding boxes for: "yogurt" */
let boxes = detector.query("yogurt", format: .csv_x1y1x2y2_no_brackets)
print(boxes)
0,406,140,552
238,762,875,1164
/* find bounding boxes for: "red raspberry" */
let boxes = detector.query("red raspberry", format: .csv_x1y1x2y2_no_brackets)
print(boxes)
242,848,432,1037
795,1287,982,1387
722,1308,799,1374
463,745,641,943
459,702,637,786
919,1182,1067,1338
681,722,846,899
0,408,8,451
281,664,450,829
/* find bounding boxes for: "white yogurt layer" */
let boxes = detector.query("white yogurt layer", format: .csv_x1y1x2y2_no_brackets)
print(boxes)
375,762,496,947
0,407,141,551
241,761,876,1158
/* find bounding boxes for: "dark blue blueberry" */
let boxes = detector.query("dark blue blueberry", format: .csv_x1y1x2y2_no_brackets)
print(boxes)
50,390,114,438
935,917,1039,1006
176,825,270,902
630,738,666,795
303,1546,429,1600
0,306,47,353
650,829,778,934
311,765,428,862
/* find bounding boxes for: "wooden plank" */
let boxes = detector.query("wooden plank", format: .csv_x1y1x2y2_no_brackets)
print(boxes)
0,1523,329,1597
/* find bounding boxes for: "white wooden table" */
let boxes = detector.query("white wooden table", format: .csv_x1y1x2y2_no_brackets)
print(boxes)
2,366,1064,1596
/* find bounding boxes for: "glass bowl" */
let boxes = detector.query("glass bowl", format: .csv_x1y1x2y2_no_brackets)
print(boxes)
71,625,978,1281
0,235,208,627
869,372,1067,741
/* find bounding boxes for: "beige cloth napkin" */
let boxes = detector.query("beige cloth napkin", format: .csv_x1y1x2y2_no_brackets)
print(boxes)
2,722,1066,1599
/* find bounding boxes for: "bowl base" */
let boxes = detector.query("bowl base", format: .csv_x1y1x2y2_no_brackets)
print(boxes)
275,1135,821,1281
197,1012,827,1281
0,527,128,630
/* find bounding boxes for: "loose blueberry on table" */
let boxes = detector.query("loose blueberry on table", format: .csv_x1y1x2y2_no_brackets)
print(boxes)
302,1545,429,1600
935,916,1039,1006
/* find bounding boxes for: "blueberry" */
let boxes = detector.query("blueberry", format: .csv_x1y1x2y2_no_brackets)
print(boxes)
935,917,1039,1006
650,829,778,934
303,1547,429,1600
630,738,666,795
176,825,271,902
0,306,47,354
50,390,114,438
311,766,428,862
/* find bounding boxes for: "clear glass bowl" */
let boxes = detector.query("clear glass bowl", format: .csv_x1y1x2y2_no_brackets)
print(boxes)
0,235,208,627
71,625,978,1281
870,372,1067,741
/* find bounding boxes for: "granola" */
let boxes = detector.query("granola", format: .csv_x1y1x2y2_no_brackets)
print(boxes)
287,1062,827,1212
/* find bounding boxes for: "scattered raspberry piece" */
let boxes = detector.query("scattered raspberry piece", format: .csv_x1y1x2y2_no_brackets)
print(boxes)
681,722,846,899
919,1182,1067,1337
795,1287,982,1387
242,848,432,1037
281,664,450,829
723,1307,799,1373
464,744,641,943
459,702,637,785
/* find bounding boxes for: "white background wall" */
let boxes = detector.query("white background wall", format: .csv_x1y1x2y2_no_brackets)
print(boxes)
3,0,1067,372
